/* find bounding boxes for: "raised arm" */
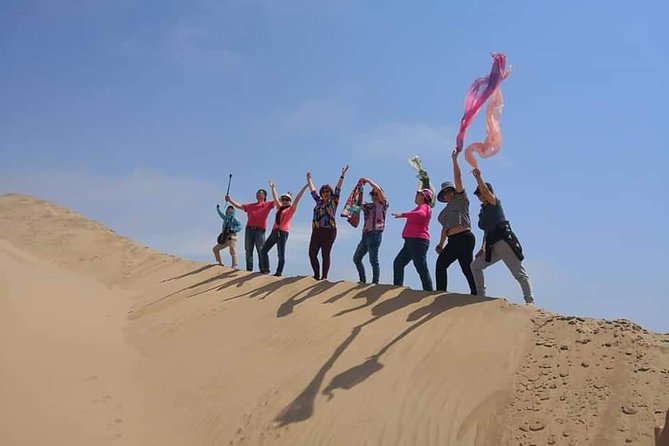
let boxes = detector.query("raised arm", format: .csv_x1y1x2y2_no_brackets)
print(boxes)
336,165,349,190
472,168,496,205
269,180,281,207
306,172,316,193
451,149,464,193
216,204,226,219
225,195,244,210
291,184,309,210
362,177,386,203
392,204,429,219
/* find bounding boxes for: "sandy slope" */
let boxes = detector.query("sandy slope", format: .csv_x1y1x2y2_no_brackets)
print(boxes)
1,193,668,445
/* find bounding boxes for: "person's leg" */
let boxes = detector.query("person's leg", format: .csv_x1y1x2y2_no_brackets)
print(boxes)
495,240,534,303
435,238,459,292
212,244,224,265
219,238,233,266
393,241,412,286
321,229,337,279
353,235,369,283
470,243,502,297
244,227,254,271
407,238,433,291
228,237,239,268
368,231,382,284
260,230,278,274
308,229,322,279
456,232,477,294
275,230,289,276
254,229,266,271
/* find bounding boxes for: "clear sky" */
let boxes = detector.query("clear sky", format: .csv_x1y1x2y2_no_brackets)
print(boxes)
2,0,668,331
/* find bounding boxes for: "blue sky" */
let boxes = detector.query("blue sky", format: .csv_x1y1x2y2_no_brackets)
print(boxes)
1,0,668,331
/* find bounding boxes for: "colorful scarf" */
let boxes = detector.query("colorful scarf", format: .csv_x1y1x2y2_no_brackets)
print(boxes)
340,179,365,227
455,53,510,164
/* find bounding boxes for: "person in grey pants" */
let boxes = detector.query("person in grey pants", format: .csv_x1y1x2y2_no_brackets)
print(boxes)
470,168,534,304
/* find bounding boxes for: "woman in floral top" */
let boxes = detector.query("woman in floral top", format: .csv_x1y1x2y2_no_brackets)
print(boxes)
307,165,349,280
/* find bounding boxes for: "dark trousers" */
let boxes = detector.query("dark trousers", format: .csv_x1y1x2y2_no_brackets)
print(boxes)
353,230,383,284
393,237,433,291
435,230,477,294
309,227,337,280
260,229,289,275
244,227,266,271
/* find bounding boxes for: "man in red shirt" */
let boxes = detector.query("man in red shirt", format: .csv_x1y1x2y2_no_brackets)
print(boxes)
226,188,274,272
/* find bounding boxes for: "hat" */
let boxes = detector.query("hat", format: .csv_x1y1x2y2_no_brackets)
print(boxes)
280,192,293,202
419,188,434,202
474,182,494,196
437,181,456,202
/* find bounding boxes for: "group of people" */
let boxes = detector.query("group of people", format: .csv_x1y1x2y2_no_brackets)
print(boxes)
213,151,534,304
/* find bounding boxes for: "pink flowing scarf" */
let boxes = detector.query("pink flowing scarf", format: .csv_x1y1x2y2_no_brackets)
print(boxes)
464,88,504,169
455,53,511,167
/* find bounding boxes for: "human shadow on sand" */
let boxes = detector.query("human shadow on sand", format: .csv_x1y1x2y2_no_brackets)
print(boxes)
184,272,264,299
276,280,334,318
274,288,425,426
274,291,493,426
322,283,368,304
331,284,396,318
222,275,305,302
160,264,217,282
141,270,238,309
321,294,493,399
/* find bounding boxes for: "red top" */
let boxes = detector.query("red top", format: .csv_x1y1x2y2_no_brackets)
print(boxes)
273,206,297,232
242,201,274,230
400,204,431,240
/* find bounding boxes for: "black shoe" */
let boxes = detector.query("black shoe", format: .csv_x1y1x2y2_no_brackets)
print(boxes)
273,272,282,277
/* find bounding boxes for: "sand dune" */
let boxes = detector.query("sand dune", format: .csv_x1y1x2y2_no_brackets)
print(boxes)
1,193,668,445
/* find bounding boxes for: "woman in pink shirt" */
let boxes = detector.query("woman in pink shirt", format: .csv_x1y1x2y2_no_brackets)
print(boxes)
259,180,308,277
391,188,434,291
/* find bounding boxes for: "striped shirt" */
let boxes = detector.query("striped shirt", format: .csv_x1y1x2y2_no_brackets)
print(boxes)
437,190,471,232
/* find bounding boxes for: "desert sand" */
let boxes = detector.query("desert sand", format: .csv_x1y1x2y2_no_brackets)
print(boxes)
1,193,668,445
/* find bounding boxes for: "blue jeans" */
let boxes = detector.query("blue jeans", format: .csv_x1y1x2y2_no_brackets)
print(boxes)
244,227,266,271
353,230,383,283
260,229,289,275
393,237,433,291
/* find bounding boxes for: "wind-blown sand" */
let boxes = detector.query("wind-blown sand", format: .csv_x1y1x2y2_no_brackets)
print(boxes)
1,193,668,445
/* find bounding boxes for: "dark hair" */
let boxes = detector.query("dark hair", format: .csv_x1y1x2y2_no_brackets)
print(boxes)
226,205,234,212
474,182,494,196
319,184,334,195
257,189,268,198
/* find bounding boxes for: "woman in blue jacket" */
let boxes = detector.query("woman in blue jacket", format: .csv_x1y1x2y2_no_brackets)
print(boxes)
213,204,242,268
